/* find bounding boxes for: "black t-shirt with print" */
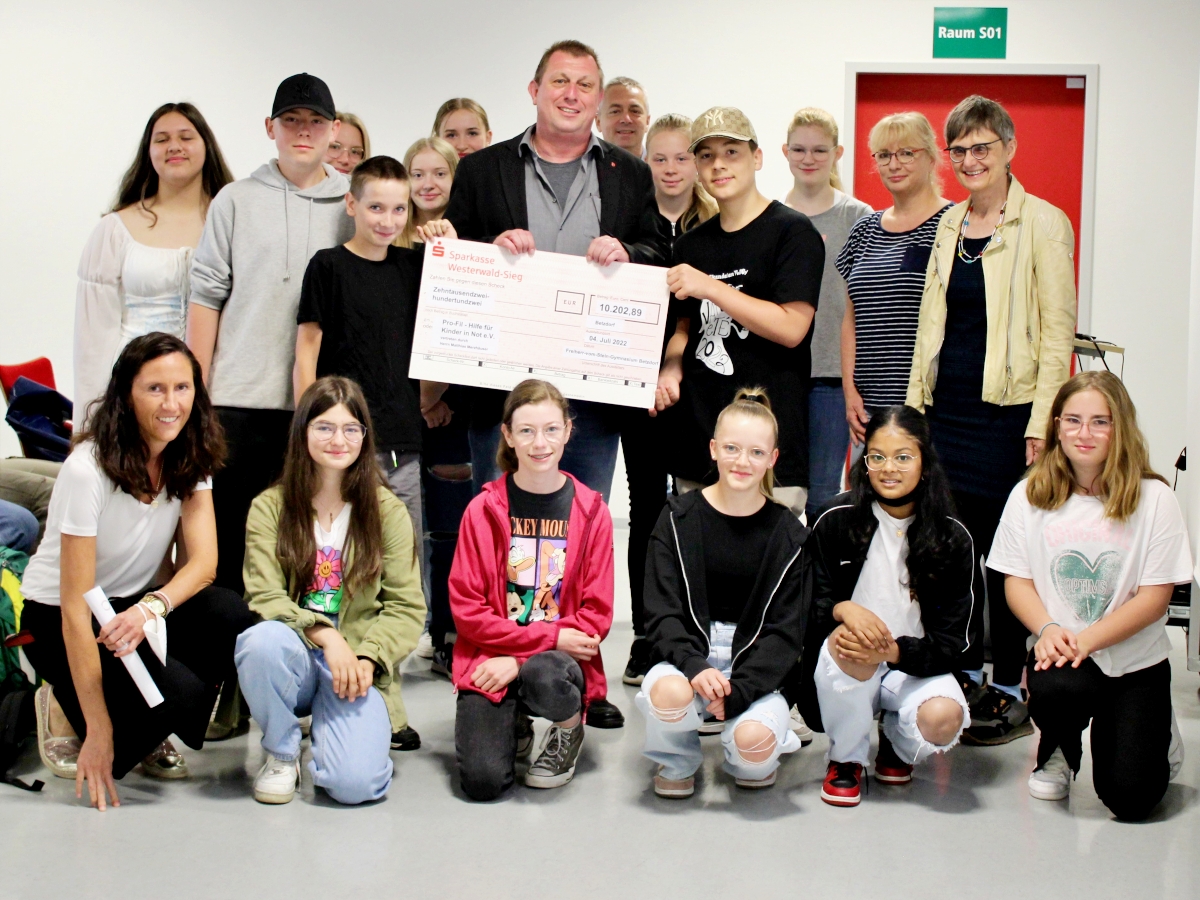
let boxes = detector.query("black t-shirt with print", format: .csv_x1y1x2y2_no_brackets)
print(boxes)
672,201,825,486
297,245,424,454
697,492,788,624
505,474,575,625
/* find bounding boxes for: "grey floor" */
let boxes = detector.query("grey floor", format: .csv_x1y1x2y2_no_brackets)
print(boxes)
5,523,1200,900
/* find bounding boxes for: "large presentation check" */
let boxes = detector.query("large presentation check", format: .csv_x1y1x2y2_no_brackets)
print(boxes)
408,238,670,408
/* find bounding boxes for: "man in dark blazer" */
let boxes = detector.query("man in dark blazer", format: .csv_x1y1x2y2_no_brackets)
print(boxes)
443,38,667,729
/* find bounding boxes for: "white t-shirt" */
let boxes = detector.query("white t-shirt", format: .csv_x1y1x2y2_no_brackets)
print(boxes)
987,478,1193,677
22,442,211,606
300,503,352,615
850,502,925,640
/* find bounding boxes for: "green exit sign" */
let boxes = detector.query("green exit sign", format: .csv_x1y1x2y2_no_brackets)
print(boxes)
934,7,1007,58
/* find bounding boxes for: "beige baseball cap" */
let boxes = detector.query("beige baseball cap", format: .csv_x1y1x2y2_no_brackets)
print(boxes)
689,106,758,152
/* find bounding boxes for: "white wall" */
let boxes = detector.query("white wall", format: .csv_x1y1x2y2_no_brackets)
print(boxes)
2,0,1198,502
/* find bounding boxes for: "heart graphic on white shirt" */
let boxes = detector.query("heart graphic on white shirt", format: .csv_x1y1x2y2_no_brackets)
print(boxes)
1050,549,1123,625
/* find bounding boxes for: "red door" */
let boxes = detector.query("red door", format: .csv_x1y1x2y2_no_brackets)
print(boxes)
853,72,1086,283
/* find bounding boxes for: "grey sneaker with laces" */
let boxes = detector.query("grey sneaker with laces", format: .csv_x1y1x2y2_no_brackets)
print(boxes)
515,714,535,761
524,722,584,788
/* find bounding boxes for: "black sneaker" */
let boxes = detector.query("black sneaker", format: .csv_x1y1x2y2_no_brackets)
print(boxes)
430,647,451,679
524,723,584,788
622,638,653,686
585,697,625,729
390,726,421,751
961,685,1033,745
955,671,989,711
515,714,535,760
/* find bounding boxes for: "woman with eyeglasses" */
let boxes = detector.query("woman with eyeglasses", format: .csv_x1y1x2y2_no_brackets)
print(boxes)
986,372,1190,820
325,112,370,174
235,376,426,805
906,96,1077,745
835,113,951,456
798,405,972,807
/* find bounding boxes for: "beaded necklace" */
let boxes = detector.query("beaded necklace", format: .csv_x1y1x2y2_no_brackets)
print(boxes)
956,199,1007,264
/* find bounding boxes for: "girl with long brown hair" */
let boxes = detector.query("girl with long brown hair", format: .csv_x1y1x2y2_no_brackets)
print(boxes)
235,376,425,805
987,372,1191,820
74,102,234,409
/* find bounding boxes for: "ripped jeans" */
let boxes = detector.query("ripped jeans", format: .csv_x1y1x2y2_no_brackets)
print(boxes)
814,638,969,767
636,664,801,781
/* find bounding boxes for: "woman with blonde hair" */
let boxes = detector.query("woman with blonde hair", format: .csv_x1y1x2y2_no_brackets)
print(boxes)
326,112,370,175
908,96,1078,742
780,107,872,520
987,372,1190,819
637,388,807,797
395,137,458,247
836,111,950,454
433,98,493,158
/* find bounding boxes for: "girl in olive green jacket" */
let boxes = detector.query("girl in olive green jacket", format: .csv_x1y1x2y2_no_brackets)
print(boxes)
236,376,425,805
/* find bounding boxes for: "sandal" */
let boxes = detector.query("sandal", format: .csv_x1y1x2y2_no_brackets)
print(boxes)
138,739,190,779
34,684,81,779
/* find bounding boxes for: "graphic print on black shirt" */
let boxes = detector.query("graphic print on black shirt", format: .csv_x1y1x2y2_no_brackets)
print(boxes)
297,244,425,453
506,475,575,624
672,201,825,486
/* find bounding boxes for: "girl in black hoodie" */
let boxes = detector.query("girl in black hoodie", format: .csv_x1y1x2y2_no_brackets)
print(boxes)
800,406,972,807
637,389,809,798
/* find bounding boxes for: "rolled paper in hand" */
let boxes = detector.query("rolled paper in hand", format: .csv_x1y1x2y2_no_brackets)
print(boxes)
82,586,164,708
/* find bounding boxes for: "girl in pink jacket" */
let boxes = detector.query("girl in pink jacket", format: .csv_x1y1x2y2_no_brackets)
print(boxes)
449,380,615,801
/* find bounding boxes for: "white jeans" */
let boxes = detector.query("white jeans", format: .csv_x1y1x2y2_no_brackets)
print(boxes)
636,662,802,781
814,639,969,767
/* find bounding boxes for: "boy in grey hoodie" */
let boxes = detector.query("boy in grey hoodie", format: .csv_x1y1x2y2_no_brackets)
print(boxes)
187,73,355,592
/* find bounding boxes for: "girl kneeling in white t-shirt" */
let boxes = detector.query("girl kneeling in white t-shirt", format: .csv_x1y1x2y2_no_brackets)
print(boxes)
800,405,973,807
22,333,256,811
988,371,1191,821
235,377,426,805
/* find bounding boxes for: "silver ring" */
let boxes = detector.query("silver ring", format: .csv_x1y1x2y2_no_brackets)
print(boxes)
118,640,129,650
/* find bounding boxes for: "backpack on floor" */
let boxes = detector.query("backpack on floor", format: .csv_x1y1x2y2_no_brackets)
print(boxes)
0,547,41,791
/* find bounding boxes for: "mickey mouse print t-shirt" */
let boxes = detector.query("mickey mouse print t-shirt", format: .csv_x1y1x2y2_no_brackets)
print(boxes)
301,504,352,615
672,201,824,486
506,475,574,625
987,478,1192,677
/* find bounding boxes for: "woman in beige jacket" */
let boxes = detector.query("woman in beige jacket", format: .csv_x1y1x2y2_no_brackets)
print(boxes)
906,95,1076,746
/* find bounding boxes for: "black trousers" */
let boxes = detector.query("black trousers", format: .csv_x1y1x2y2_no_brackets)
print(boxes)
1027,654,1173,821
620,410,668,637
212,407,293,593
22,587,256,778
953,489,1029,687
454,650,584,801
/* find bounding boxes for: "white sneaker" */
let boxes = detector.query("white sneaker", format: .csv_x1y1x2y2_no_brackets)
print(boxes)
415,631,435,660
789,705,814,745
1028,748,1071,801
254,755,301,804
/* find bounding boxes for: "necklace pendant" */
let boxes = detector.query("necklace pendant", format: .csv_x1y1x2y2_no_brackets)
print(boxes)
151,499,159,509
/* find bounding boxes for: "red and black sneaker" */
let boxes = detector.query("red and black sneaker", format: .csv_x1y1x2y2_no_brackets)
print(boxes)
873,734,913,784
821,761,864,807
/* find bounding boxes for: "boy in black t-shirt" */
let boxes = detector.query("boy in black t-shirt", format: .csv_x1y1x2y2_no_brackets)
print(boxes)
294,157,429,751
656,107,824,516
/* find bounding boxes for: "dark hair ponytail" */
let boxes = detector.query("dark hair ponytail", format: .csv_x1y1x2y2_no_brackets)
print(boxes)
846,406,964,595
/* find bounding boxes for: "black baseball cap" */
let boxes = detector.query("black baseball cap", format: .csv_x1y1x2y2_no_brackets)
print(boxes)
271,73,336,121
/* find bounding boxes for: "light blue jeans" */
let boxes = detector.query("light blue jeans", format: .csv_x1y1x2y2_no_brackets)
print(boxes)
235,620,393,805
636,661,802,781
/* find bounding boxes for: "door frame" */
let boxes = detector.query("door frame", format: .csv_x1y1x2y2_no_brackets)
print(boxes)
843,61,1100,330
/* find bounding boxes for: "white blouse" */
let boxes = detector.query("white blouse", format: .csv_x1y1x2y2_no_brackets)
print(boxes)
74,213,193,412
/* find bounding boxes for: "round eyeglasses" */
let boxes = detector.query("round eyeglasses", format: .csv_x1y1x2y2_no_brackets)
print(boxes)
864,452,919,471
309,421,366,443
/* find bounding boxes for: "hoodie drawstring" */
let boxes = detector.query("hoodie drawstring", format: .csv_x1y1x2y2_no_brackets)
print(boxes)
282,182,291,282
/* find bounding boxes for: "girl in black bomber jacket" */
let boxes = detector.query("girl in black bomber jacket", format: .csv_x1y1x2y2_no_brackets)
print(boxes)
798,406,973,807
636,389,809,799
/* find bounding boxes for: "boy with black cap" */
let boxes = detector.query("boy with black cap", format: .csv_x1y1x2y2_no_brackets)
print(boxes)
656,106,825,518
188,73,354,593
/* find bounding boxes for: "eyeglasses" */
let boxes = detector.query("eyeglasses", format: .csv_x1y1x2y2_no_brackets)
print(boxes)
328,142,366,161
944,138,1003,163
716,442,771,461
864,452,919,471
872,148,923,166
787,145,832,160
309,421,366,443
1056,415,1112,436
510,425,565,443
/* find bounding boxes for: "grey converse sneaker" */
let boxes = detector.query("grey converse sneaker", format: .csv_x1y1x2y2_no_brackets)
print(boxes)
515,714,535,760
524,723,584,788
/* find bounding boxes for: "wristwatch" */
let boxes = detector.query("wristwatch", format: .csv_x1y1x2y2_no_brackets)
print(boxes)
142,594,168,618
